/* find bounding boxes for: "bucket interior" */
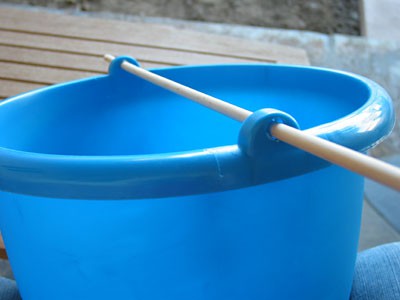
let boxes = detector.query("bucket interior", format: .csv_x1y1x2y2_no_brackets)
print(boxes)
0,65,370,156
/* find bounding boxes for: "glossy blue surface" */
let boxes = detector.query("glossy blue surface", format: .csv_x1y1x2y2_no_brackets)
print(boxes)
0,58,395,299
0,58,394,199
0,166,364,300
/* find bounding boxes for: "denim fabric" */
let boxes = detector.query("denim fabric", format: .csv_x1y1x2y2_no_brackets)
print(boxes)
0,277,21,300
351,242,400,300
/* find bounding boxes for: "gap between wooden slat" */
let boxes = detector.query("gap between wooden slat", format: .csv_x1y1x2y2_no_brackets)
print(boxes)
0,76,50,86
0,78,48,100
0,61,98,85
0,44,107,72
0,59,104,74
0,74,49,86
0,78,45,99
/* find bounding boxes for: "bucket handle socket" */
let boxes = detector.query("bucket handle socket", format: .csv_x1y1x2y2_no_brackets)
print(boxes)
238,109,300,157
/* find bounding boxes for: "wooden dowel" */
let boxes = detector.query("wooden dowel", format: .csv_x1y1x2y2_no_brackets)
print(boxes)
271,124,400,191
104,54,400,191
104,54,251,122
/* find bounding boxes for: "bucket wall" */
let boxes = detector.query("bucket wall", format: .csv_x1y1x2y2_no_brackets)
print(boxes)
0,62,394,300
0,165,363,300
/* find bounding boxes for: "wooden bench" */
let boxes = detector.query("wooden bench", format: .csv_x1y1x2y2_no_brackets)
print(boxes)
0,5,309,260
0,235,5,259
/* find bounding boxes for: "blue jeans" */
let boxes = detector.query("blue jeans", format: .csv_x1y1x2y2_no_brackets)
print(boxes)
351,242,400,300
0,277,21,300
1,242,399,300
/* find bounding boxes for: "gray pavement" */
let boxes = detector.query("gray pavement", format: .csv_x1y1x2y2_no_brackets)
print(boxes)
364,155,400,233
359,199,400,251
359,154,400,251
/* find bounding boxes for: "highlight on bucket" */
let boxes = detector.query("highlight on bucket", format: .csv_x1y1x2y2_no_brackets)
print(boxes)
0,55,396,300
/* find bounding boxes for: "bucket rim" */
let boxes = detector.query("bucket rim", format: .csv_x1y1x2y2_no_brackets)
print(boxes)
0,63,395,199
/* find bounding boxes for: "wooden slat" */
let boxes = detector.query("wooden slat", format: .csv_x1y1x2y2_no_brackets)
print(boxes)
0,30,274,66
0,61,99,85
0,6,309,65
140,62,175,69
0,44,107,72
0,234,7,260
0,47,197,100
0,79,45,99
0,44,170,72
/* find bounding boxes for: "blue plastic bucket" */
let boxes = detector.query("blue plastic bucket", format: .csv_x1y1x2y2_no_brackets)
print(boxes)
0,57,394,300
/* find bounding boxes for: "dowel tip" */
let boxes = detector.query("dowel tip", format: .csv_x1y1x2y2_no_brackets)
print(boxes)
104,54,115,63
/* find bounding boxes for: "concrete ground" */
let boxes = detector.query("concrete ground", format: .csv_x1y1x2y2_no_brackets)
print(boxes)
1,2,400,280
2,0,362,35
